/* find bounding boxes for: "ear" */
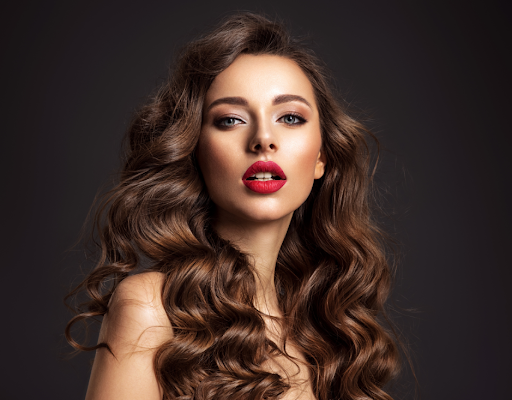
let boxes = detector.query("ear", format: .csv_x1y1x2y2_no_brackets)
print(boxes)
314,150,326,179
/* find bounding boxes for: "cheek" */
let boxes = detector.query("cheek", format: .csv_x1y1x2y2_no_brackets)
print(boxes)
289,133,322,178
196,135,240,196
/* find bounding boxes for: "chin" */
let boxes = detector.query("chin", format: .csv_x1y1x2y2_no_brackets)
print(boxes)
210,187,311,224
243,209,293,223
226,200,302,224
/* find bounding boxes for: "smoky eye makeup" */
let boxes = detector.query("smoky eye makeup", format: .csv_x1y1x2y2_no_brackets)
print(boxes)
278,112,307,125
213,115,246,129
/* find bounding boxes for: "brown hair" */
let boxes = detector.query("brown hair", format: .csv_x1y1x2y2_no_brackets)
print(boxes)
66,12,400,400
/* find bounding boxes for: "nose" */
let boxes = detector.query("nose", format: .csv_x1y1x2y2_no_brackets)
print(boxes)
248,121,278,153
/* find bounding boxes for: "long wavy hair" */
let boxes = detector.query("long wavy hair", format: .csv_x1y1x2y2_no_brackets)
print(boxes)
66,12,400,400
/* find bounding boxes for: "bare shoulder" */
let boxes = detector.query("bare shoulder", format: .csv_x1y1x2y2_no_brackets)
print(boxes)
100,271,172,354
110,271,167,310
86,272,172,400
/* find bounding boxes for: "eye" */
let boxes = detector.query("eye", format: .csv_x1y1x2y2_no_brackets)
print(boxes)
279,113,306,125
215,116,244,128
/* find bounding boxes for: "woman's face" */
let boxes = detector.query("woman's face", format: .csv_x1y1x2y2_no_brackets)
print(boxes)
197,54,325,224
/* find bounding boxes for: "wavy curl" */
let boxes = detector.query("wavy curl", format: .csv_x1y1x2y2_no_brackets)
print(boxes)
66,12,400,400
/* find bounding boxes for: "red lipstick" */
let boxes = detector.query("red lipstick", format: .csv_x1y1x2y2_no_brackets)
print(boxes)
242,161,287,194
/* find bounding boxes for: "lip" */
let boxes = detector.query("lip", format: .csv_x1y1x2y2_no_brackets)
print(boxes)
242,161,287,194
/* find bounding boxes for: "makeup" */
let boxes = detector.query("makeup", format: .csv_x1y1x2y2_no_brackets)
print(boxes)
197,54,324,223
242,161,287,194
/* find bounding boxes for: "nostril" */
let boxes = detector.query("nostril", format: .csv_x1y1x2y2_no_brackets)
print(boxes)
269,144,275,149
255,144,261,150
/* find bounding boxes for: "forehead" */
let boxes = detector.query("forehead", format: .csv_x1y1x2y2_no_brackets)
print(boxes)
205,54,317,108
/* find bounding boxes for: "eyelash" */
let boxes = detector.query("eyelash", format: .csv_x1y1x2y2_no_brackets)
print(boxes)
214,113,307,128
214,116,244,128
279,112,307,125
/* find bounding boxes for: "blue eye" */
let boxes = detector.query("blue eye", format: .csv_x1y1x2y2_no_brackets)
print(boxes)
281,114,306,125
222,118,237,126
215,117,243,128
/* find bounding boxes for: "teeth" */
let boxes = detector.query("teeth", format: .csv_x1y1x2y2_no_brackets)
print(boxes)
255,172,272,179
247,173,281,181
247,172,280,181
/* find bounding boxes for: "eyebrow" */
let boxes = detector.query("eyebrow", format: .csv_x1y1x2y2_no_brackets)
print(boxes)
206,97,248,111
206,94,312,111
272,94,312,109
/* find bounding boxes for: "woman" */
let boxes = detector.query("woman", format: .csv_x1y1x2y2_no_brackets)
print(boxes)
66,12,400,400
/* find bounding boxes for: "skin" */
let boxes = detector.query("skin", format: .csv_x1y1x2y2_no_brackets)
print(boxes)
197,54,325,314
85,54,325,400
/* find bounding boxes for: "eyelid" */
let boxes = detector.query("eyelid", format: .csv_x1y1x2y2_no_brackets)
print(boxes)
213,115,246,128
278,112,307,124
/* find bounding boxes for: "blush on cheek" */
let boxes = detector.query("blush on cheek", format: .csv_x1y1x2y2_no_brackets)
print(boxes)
291,140,322,178
197,138,241,196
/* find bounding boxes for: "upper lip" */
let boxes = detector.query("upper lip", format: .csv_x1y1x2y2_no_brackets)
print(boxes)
242,161,286,180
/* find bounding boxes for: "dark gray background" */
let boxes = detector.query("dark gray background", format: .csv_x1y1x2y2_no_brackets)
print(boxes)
2,0,511,399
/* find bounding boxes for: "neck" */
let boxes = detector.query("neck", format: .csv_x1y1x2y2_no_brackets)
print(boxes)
213,209,292,316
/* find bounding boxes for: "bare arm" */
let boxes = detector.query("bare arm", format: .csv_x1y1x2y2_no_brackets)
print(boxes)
85,272,172,400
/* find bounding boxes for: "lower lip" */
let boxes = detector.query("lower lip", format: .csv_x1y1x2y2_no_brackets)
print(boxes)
243,179,286,194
